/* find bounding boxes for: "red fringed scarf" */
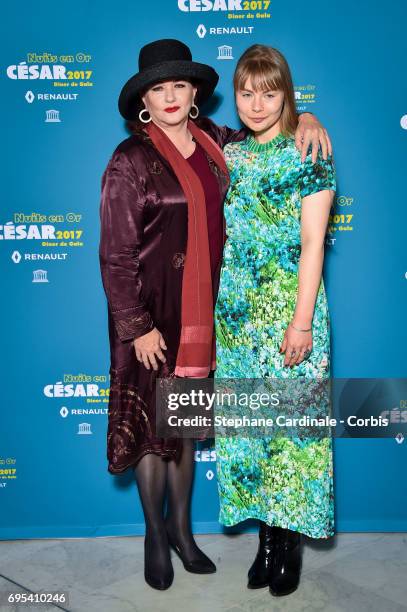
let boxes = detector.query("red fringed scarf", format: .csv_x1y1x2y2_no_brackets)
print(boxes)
146,119,229,378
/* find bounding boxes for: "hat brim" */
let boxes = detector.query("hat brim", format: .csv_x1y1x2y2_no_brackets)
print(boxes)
118,60,219,120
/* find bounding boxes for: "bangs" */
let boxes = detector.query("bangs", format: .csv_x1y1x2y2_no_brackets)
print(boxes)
234,60,282,93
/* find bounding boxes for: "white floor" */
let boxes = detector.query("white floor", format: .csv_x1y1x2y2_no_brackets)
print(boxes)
0,533,406,611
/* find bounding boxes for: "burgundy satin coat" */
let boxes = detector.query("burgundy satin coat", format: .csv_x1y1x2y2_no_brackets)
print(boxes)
99,117,245,474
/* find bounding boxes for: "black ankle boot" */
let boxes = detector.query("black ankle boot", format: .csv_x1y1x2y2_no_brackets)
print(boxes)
269,527,302,596
247,521,276,589
144,530,174,590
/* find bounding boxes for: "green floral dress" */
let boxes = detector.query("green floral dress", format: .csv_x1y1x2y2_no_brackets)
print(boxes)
214,133,336,538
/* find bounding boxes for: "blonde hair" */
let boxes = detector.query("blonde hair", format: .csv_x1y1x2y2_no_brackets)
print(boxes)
233,44,298,136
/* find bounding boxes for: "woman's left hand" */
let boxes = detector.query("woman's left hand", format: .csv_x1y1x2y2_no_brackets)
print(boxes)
295,113,332,163
280,323,313,367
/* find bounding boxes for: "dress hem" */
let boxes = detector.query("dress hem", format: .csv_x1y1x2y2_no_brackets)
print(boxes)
219,512,335,540
107,442,182,474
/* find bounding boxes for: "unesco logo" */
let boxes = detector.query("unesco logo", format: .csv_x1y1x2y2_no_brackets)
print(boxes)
217,45,233,60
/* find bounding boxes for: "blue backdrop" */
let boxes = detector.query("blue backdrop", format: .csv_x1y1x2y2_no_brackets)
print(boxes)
1,0,406,538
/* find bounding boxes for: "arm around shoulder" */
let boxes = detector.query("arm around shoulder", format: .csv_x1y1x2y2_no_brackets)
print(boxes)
299,149,336,199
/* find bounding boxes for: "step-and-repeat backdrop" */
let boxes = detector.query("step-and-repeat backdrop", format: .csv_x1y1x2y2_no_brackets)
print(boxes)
1,0,406,538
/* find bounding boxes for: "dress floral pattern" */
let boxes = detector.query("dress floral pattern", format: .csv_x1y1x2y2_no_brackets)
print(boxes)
214,133,336,538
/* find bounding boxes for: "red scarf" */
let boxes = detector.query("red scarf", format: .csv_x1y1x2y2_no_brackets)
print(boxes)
146,119,229,377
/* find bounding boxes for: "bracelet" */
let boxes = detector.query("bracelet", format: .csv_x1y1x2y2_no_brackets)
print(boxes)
290,322,312,333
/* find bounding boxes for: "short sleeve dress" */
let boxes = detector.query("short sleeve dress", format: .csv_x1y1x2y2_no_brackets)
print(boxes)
214,133,336,538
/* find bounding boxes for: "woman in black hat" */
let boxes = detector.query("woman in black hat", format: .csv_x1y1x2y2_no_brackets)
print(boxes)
99,38,331,591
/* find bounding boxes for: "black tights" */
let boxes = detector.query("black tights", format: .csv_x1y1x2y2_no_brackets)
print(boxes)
134,439,205,569
134,452,170,577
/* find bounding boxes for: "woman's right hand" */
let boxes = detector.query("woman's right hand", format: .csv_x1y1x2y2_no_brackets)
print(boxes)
133,328,167,371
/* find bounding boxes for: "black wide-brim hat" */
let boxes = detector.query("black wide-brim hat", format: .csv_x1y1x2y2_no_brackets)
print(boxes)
118,39,219,120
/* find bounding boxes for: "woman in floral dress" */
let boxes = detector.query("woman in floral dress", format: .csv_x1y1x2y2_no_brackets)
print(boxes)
215,45,336,596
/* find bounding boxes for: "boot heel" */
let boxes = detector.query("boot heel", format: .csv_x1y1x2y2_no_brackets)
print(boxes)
269,528,302,596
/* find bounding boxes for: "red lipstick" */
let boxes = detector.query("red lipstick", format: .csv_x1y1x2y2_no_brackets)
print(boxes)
165,106,180,113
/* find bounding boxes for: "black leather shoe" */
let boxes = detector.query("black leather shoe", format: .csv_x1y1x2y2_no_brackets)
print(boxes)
247,521,277,589
166,530,216,574
269,527,302,596
144,534,174,590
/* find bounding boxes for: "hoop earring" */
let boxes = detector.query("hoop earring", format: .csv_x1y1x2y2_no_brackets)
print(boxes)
139,108,151,123
189,104,199,119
